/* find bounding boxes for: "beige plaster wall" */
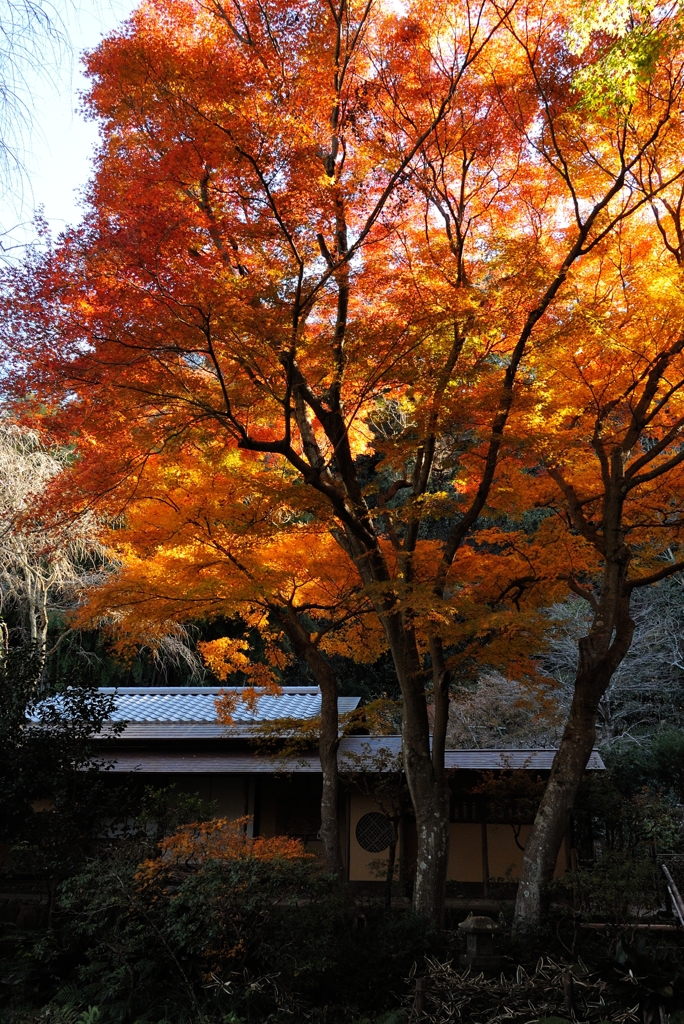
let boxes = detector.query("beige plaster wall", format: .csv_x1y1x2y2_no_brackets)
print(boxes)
448,823,483,882
449,822,566,881
349,793,399,882
487,823,531,880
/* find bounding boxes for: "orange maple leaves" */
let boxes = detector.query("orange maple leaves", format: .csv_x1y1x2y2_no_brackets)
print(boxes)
3,0,684,704
137,817,310,878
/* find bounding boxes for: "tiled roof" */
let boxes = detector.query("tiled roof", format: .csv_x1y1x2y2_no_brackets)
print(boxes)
99,752,318,773
98,736,605,773
443,748,605,770
94,686,360,725
339,737,605,771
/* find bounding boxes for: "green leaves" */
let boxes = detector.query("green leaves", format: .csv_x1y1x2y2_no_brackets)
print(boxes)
570,0,681,114
574,26,665,114
570,0,642,52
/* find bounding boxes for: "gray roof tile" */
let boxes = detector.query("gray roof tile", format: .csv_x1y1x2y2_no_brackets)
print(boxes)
98,687,360,725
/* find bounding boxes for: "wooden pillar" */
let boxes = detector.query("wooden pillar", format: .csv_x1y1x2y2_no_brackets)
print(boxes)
481,811,490,898
244,776,256,837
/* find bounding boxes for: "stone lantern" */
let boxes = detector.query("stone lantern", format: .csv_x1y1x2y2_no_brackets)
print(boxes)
458,914,501,970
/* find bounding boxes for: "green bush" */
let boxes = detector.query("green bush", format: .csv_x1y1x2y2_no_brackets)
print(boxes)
549,853,662,925
31,851,434,1023
572,771,683,862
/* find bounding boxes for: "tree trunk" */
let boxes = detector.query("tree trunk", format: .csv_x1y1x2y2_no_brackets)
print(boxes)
317,665,344,877
331,533,452,921
387,626,451,924
513,597,635,935
27,578,49,689
278,607,344,876
512,673,603,933
409,771,450,921
385,816,399,908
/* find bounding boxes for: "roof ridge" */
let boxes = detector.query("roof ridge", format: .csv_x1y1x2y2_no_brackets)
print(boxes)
97,686,321,695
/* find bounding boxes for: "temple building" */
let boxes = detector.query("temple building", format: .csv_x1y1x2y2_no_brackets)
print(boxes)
93,685,604,891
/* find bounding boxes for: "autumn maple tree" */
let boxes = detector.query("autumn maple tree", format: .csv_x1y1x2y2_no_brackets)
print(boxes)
77,446,384,875
505,190,684,929
4,0,684,925
75,440,532,878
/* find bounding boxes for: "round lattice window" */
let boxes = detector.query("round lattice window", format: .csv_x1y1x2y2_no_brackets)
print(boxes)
355,812,393,853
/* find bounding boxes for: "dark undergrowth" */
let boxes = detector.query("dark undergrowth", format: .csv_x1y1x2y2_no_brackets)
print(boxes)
2,853,684,1024
3,745,684,1023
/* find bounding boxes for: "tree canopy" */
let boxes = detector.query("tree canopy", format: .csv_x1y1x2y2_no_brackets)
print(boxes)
4,0,684,923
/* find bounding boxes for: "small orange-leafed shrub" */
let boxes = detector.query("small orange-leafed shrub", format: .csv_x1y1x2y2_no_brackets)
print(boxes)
136,815,312,883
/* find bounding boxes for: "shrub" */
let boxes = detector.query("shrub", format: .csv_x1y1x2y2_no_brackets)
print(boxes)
48,830,434,1023
139,815,310,869
548,853,662,926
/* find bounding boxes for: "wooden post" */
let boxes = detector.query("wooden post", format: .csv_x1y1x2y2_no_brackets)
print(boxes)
413,977,428,1018
570,848,579,914
481,819,490,899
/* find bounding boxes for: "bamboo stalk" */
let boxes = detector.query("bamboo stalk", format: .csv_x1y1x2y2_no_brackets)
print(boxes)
661,864,684,928
667,885,684,928
580,923,678,931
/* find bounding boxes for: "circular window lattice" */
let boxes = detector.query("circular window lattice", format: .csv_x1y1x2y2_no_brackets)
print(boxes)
355,812,393,853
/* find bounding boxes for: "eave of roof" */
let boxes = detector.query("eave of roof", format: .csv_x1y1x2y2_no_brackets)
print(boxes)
95,736,605,773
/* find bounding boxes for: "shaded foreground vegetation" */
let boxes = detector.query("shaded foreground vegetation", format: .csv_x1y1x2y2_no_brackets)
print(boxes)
3,647,684,1024
2,819,684,1024
1,662,684,1024
3,571,684,1023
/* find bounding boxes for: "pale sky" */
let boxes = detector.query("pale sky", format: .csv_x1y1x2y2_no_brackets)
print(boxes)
0,0,137,249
